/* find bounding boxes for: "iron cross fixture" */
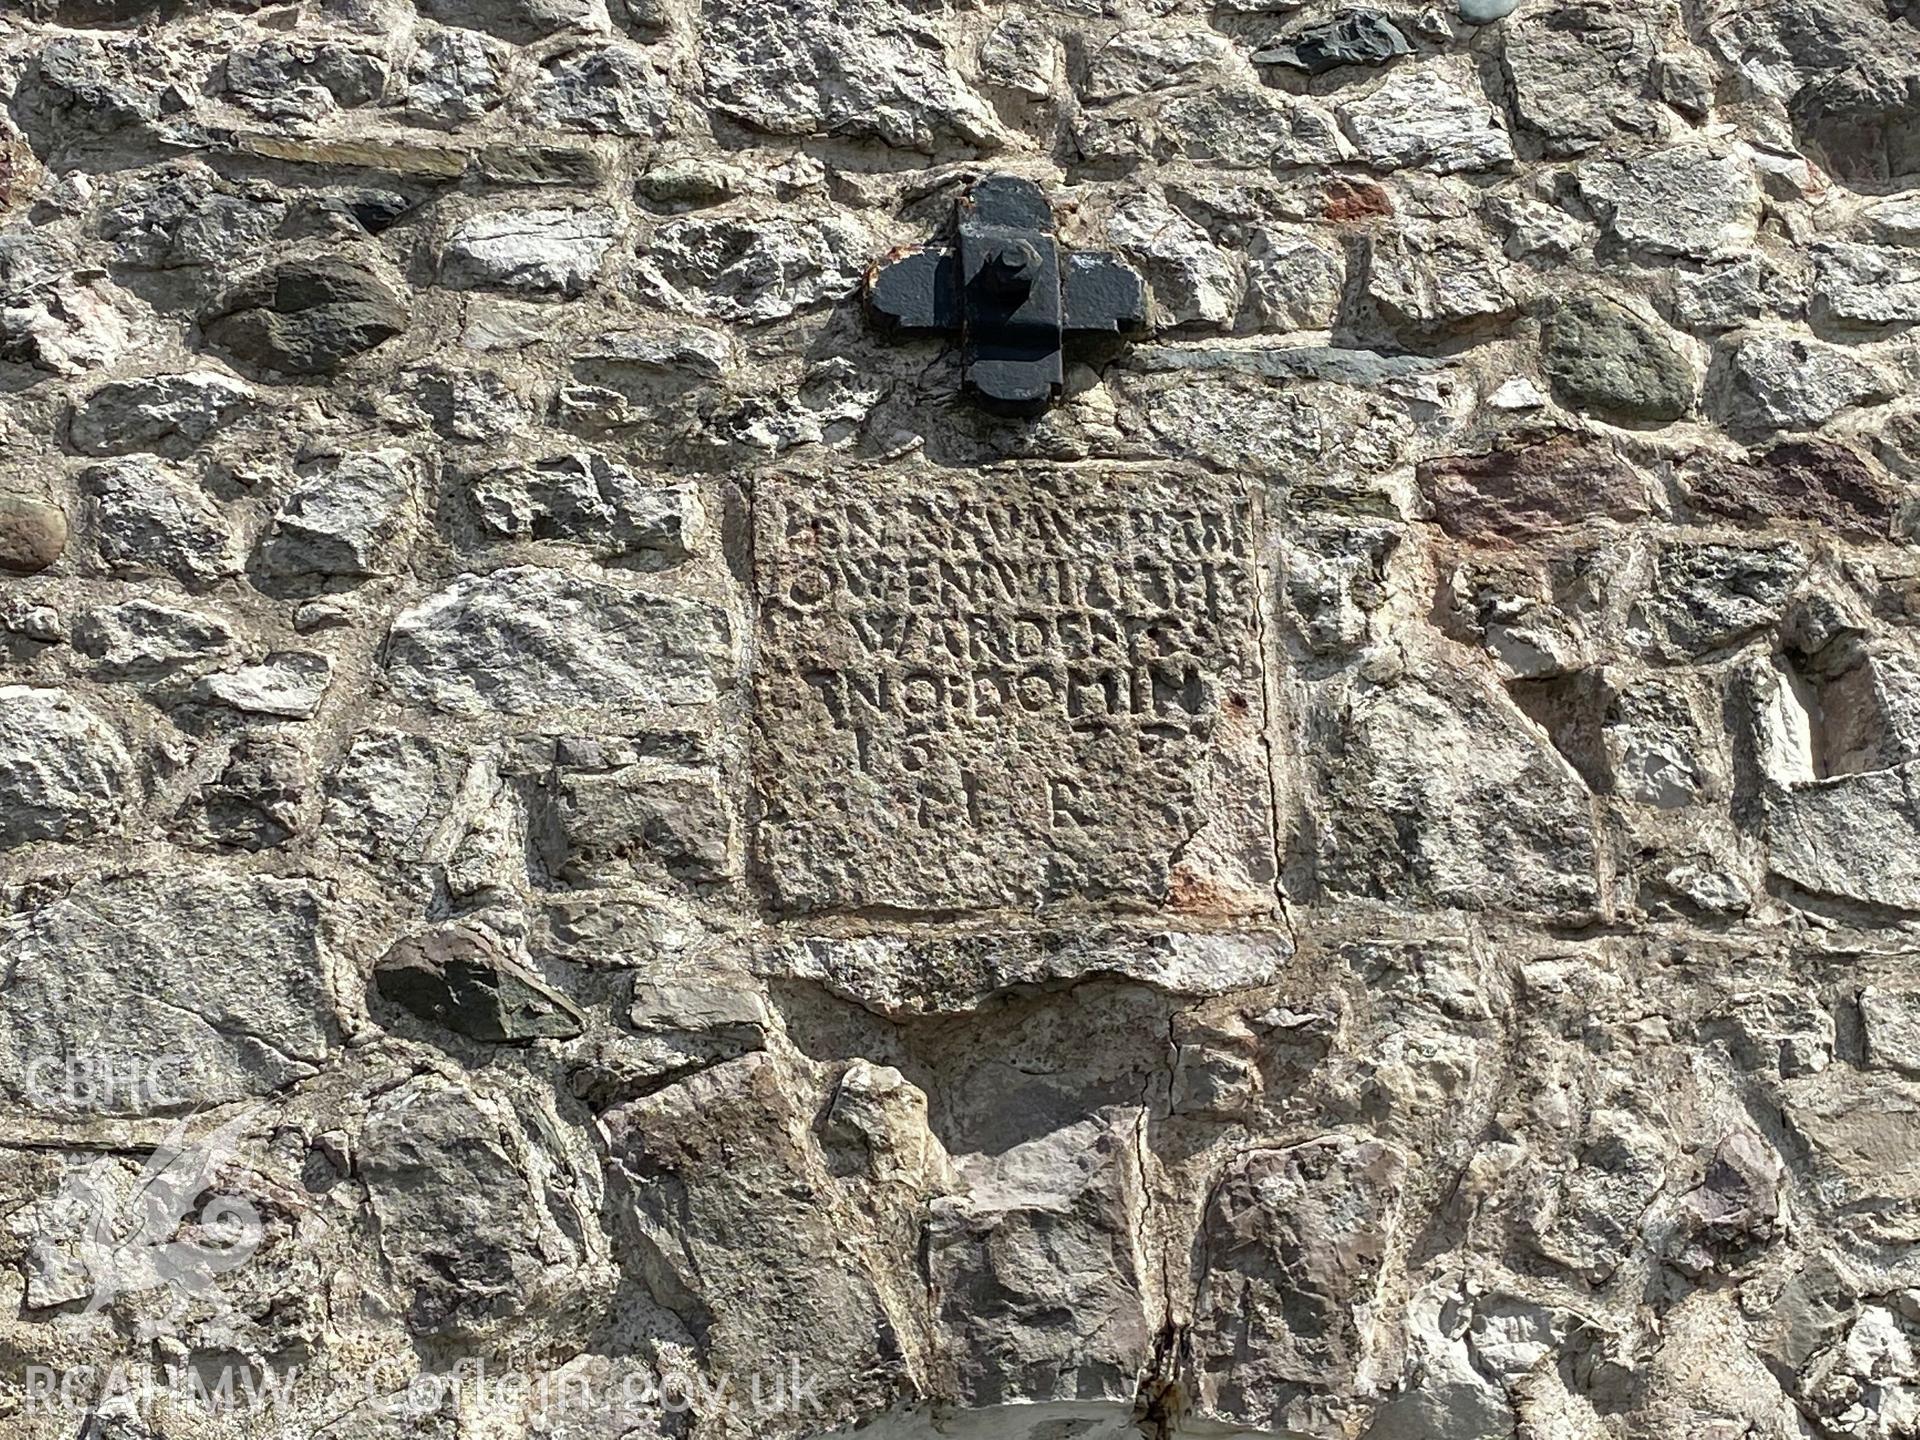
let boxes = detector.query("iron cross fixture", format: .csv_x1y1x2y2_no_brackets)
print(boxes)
866,174,1148,417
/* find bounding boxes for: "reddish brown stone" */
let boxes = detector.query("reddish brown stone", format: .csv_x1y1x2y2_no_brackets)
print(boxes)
1685,441,1899,540
1323,177,1393,221
1417,433,1653,543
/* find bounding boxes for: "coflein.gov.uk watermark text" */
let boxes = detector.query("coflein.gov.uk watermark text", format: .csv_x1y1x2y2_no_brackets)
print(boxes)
24,1359,829,1422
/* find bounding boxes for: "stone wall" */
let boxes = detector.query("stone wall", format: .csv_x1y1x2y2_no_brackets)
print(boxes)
1,0,1918,1437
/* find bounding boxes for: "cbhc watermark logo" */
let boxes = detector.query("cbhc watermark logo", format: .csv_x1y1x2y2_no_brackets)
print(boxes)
21,1050,192,1113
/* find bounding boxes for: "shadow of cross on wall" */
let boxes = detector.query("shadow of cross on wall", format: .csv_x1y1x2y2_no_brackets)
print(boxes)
866,174,1147,417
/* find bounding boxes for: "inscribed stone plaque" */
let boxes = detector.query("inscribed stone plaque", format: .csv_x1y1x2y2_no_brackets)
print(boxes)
753,464,1274,914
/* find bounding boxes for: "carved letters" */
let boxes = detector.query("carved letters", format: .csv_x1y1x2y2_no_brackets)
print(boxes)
753,466,1275,914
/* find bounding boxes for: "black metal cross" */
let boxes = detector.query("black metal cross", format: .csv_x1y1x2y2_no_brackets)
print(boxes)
866,174,1147,417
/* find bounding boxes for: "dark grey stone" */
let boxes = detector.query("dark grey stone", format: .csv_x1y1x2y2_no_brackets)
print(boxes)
375,925,586,1043
12,36,160,154
202,257,408,376
1254,11,1412,75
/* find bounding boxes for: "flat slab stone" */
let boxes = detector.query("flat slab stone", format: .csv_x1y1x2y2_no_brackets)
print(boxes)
753,464,1275,915
760,927,1293,1017
0,871,336,1118
384,565,733,717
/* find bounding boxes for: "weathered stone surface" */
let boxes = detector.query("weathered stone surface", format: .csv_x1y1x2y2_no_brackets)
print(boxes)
226,35,387,118
978,15,1056,99
1315,661,1601,914
1718,334,1899,433
68,371,256,457
1863,195,1920,246
72,597,237,676
927,1120,1154,1417
1812,242,1920,328
1484,191,1592,263
1129,369,1419,482
0,872,335,1116
201,258,407,376
1366,1280,1542,1440
1579,145,1761,260
1085,27,1230,102
440,208,621,298
635,211,869,324
1804,646,1920,780
195,650,333,719
1769,764,1920,910
99,167,288,271
1864,988,1920,1074
1697,0,1893,100
257,448,419,581
530,45,673,137
1633,540,1807,658
1523,1104,1670,1280
458,453,700,567
415,0,597,43
571,323,737,381
404,27,509,128
1668,1127,1786,1277
1791,56,1920,185
1150,88,1347,169
1429,549,1591,678
320,729,469,881
1362,222,1517,344
1244,227,1346,332
385,566,733,715
1574,671,1722,810
1653,49,1715,121
1781,1071,1920,1208
620,975,772,1093
0,687,132,848
754,465,1273,915
1418,433,1653,541
1186,1136,1407,1433
0,490,68,574
1672,257,1807,334
699,0,1000,151
537,743,737,885
1337,56,1516,174
0,233,131,375
1501,3,1657,156
9,0,1920,1428
12,34,160,157
1544,296,1696,422
603,1053,919,1428
361,1074,597,1336
1104,190,1243,330
375,924,585,1042
79,456,240,587
1282,521,1400,657
178,730,311,851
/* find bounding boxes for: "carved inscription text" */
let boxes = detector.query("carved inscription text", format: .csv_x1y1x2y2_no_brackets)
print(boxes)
754,466,1272,913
